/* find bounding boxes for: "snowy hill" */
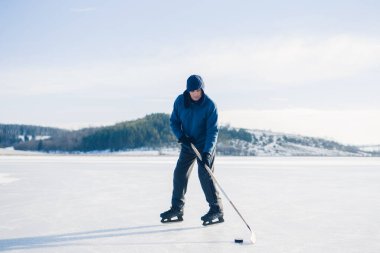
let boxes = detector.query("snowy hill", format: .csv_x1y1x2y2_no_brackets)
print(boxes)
217,129,370,157
357,145,380,153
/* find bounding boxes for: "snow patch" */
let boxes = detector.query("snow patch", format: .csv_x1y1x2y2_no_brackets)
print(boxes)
0,147,42,156
0,173,19,185
17,135,51,142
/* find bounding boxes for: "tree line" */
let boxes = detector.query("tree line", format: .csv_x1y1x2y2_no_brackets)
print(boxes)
1,113,365,155
0,124,68,148
6,113,254,153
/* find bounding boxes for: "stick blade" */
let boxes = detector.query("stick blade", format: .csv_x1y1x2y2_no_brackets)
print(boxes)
250,232,257,244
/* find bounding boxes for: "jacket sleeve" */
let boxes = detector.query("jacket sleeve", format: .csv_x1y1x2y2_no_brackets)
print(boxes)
170,97,183,140
203,104,219,154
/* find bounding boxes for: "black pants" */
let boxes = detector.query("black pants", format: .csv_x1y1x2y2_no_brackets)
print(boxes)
171,144,223,211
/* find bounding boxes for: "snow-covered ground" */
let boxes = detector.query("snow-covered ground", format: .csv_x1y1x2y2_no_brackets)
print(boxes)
1,156,380,253
0,147,180,157
0,148,43,156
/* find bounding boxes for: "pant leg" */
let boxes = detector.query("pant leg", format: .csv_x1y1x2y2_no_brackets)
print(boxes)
197,149,223,211
171,145,197,209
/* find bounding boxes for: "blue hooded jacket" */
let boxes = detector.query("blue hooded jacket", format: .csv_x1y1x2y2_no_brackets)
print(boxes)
170,91,219,154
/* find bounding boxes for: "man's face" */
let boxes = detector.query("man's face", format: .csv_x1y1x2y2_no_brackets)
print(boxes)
189,89,202,101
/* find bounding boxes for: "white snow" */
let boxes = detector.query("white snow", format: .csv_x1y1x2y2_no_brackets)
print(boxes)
35,135,51,141
1,156,380,252
0,173,19,185
358,145,380,152
0,147,42,156
0,147,180,157
17,135,51,142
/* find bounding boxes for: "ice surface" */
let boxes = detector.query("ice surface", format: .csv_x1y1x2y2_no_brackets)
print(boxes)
1,156,380,252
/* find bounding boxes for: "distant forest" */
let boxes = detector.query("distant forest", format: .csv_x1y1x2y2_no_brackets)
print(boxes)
1,113,253,153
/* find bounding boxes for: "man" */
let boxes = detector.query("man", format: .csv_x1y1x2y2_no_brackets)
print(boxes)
160,74,224,226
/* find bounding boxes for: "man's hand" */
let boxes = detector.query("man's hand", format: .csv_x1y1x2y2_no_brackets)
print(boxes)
202,152,212,168
178,135,192,146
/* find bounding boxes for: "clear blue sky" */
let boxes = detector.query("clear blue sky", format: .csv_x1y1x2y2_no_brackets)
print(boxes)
1,0,379,145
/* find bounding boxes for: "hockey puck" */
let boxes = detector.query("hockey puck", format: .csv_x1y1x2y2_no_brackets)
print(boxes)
234,238,244,243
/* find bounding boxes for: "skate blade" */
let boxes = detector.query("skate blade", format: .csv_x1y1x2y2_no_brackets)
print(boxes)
161,216,183,223
202,217,224,226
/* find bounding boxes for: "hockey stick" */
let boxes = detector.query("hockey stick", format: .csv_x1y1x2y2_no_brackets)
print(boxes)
190,143,256,244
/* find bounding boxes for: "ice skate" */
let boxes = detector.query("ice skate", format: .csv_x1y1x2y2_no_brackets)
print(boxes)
160,206,184,223
201,206,224,226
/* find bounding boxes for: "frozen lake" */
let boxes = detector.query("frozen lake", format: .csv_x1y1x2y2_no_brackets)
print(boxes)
1,156,380,253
